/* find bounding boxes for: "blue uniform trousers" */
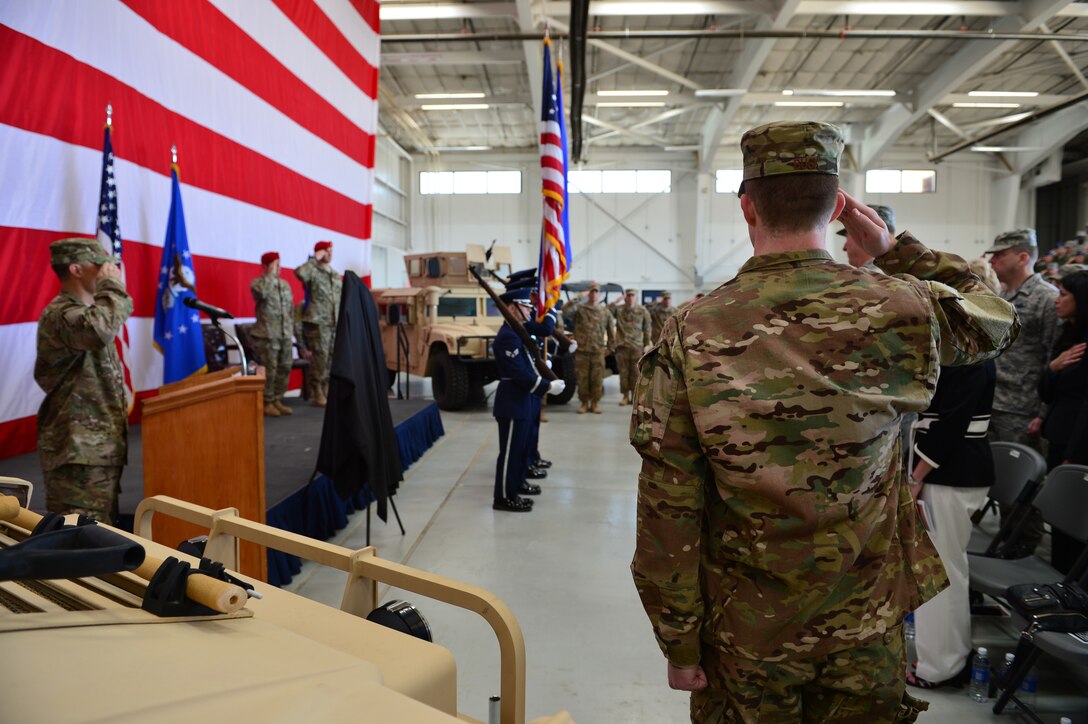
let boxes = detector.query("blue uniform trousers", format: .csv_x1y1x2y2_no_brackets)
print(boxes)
527,396,541,467
495,417,530,501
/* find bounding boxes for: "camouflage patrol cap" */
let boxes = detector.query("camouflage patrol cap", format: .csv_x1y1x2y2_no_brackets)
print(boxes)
587,282,601,292
985,228,1037,254
50,237,115,266
661,291,672,298
625,288,637,295
739,121,844,195
837,205,895,235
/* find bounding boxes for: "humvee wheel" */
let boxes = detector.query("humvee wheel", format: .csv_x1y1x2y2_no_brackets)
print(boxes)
431,348,470,410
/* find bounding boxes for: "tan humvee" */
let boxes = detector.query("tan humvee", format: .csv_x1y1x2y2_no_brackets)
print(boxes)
374,244,512,411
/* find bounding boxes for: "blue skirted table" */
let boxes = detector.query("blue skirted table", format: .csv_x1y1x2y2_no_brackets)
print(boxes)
265,400,444,587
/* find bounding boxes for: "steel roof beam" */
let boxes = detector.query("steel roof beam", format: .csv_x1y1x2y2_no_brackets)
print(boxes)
698,0,802,172
857,0,1075,170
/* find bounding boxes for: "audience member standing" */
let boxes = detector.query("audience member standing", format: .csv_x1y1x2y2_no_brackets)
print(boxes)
986,228,1058,556
35,238,133,523
612,289,652,407
1039,270,1088,573
251,251,295,417
906,259,1000,688
295,241,342,407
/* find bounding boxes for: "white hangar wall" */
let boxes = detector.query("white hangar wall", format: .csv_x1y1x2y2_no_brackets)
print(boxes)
408,151,1006,303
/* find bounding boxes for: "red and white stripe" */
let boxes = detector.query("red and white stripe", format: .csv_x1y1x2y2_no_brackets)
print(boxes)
538,114,566,319
0,0,379,459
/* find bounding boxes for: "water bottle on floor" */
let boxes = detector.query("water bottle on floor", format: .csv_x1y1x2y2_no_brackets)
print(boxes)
904,612,915,641
1019,670,1038,707
999,653,1017,710
970,647,990,703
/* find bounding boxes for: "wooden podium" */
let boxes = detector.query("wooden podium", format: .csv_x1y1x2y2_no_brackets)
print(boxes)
141,366,268,581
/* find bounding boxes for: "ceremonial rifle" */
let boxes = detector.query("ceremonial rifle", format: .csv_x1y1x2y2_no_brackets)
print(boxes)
469,265,558,382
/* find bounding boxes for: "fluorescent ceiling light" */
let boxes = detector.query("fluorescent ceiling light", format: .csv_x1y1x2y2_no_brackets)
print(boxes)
597,89,669,97
432,146,492,151
420,103,490,111
968,91,1039,98
693,88,748,98
785,89,896,97
970,146,1046,152
953,102,1021,108
415,92,486,100
774,101,844,107
596,101,667,107
382,5,469,20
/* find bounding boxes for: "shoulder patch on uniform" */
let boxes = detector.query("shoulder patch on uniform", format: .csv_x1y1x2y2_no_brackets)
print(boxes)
506,348,520,358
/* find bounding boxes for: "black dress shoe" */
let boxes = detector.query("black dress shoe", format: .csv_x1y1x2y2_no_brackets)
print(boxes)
493,497,533,512
535,459,552,468
526,466,547,479
519,482,542,496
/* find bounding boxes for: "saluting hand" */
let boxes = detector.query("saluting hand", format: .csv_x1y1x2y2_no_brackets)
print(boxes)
838,191,895,258
98,261,122,281
667,663,708,691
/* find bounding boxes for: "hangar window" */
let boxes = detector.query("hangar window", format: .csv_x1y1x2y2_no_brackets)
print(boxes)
865,169,937,194
568,169,671,194
714,170,743,194
419,171,522,195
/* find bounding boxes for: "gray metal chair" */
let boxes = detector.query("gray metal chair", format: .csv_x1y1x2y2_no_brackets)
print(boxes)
968,442,1048,556
968,465,1088,601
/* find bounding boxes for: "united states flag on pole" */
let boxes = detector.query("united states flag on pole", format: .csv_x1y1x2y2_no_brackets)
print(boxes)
96,116,135,414
537,37,570,321
0,0,379,458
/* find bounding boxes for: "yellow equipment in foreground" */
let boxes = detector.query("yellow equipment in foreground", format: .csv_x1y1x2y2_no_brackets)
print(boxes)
0,488,572,724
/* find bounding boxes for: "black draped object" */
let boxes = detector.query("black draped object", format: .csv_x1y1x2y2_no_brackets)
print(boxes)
316,271,403,520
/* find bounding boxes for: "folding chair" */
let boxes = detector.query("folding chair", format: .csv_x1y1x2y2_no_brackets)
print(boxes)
967,442,1048,557
969,465,1088,603
964,466,1088,719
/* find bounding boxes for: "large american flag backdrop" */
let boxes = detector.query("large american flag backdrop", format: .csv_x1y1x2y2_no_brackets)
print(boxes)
0,0,379,459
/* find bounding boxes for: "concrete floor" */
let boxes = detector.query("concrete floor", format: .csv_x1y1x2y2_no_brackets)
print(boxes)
284,376,1088,723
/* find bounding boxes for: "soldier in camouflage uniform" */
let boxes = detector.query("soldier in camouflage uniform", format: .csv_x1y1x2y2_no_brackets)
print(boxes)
295,240,342,406
612,289,652,406
572,282,615,414
35,238,134,523
630,121,1019,723
984,228,1058,555
251,251,296,417
649,291,677,343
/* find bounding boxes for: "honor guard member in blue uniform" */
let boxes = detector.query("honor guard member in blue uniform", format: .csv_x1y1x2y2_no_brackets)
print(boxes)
492,271,566,512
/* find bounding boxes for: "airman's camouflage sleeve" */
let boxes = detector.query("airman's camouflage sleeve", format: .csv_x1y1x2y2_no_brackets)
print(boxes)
61,277,133,351
876,232,1021,365
294,257,318,285
630,314,708,668
641,306,652,345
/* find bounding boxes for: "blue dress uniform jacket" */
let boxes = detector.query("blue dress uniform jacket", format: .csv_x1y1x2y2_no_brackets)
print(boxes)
493,324,550,419
492,322,550,502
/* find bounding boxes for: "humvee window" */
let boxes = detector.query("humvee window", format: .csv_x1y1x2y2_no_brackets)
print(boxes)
437,297,476,317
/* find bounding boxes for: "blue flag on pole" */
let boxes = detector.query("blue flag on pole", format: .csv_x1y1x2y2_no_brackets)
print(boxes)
153,166,206,383
555,58,572,279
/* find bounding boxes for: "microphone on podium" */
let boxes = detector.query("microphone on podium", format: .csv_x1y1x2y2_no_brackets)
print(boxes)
183,296,234,320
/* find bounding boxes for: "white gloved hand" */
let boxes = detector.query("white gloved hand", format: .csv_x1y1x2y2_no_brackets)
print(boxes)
548,379,566,396
545,359,553,369
568,340,578,353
